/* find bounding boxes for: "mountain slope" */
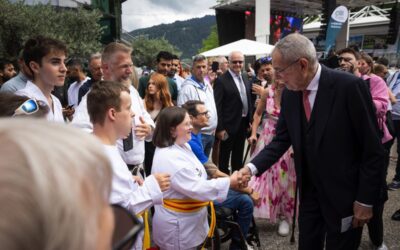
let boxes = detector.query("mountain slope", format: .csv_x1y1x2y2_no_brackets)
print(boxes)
128,15,216,59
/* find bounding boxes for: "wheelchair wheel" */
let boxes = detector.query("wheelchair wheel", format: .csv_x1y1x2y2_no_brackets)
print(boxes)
216,220,232,243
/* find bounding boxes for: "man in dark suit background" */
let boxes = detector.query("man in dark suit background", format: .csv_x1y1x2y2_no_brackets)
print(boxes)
239,33,385,250
214,51,253,174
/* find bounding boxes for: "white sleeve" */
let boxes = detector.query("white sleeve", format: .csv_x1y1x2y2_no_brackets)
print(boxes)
70,95,93,132
113,175,162,215
171,168,230,202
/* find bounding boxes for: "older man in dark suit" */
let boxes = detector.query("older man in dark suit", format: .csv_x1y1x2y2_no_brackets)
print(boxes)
214,51,253,174
240,33,385,250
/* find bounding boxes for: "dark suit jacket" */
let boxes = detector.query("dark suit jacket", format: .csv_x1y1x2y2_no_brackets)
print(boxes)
214,70,254,134
251,65,385,232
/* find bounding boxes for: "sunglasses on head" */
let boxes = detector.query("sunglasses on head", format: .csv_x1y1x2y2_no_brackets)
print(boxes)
13,99,39,117
112,204,143,250
258,56,272,64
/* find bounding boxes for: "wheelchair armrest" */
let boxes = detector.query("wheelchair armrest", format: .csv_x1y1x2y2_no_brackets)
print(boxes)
215,206,234,218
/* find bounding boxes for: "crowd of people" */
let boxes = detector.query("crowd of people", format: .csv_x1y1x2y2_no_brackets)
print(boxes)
0,32,400,250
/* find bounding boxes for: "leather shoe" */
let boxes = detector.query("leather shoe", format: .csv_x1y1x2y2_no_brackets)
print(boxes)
392,209,400,221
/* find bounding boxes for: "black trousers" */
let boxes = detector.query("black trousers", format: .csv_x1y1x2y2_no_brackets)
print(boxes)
392,119,400,181
144,141,155,177
218,118,247,174
298,191,362,250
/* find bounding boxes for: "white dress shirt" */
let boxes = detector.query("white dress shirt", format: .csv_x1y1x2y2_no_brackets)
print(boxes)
152,143,230,249
228,69,248,117
16,80,64,123
67,77,90,107
247,64,321,175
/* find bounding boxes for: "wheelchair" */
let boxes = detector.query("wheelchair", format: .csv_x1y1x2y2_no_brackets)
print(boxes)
214,206,261,249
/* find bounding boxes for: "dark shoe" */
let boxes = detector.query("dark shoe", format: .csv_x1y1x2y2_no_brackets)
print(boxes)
387,181,400,190
392,209,400,221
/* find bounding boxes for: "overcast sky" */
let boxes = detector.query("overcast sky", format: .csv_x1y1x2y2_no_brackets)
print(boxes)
122,0,217,32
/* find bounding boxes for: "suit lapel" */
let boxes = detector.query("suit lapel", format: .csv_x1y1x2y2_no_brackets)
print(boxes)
226,71,242,101
313,66,335,146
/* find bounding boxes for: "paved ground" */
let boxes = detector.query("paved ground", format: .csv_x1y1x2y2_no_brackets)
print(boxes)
221,154,400,250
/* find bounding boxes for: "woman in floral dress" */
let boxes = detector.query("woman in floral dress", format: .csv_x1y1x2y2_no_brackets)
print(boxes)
248,79,296,236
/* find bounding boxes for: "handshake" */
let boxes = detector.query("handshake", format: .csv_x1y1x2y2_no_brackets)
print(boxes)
229,166,253,190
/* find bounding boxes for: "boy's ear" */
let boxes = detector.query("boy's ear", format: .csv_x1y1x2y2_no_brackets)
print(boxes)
107,108,117,122
29,61,40,75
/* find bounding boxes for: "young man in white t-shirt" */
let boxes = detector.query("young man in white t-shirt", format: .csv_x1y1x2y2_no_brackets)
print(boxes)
87,80,170,249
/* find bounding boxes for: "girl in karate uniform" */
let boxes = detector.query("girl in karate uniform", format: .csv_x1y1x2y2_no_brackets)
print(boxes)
151,106,242,250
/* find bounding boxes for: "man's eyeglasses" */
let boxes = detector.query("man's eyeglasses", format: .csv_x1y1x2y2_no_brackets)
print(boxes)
112,204,143,250
337,57,352,63
13,99,39,117
275,59,300,74
231,60,243,65
196,111,209,117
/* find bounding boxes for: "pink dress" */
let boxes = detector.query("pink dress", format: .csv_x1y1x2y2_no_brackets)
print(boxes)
249,86,296,222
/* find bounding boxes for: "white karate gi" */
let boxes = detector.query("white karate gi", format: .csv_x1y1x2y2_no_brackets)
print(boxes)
103,144,162,250
151,143,230,250
16,80,64,122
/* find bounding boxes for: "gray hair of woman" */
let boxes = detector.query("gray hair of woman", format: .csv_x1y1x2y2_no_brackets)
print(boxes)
273,33,318,69
0,119,113,250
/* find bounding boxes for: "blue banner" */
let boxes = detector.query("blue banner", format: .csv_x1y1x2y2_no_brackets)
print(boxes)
325,6,349,54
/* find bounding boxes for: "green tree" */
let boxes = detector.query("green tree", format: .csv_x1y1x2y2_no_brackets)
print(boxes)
132,36,181,68
0,0,103,60
198,24,219,53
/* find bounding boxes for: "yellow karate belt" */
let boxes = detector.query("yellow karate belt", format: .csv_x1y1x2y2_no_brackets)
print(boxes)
137,210,150,250
163,199,216,249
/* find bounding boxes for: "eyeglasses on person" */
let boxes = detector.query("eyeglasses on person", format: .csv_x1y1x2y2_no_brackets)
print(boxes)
13,98,39,117
196,110,209,117
275,58,300,74
231,60,243,65
112,204,143,250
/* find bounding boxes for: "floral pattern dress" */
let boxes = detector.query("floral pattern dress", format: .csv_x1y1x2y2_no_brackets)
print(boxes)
249,86,297,223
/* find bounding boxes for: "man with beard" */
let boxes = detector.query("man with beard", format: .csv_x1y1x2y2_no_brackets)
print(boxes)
0,59,16,86
72,42,154,176
1,52,32,93
168,54,185,91
138,51,178,102
66,59,90,108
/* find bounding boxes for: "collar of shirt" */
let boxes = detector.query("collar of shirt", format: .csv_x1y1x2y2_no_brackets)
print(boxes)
190,76,207,91
305,64,321,110
18,72,28,82
228,69,242,80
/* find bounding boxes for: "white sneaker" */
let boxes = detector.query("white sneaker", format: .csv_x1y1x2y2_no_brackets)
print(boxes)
278,219,290,236
376,242,388,250
246,242,254,250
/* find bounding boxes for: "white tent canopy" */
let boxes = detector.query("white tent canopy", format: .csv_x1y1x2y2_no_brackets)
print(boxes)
200,39,275,57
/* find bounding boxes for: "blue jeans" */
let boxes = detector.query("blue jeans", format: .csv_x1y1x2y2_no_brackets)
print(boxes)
201,133,215,158
214,190,253,246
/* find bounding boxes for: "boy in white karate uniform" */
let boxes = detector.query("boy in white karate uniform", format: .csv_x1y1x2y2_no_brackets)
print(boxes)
16,36,67,122
87,80,170,249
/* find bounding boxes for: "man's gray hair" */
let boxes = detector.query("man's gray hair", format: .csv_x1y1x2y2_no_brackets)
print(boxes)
228,51,244,61
0,119,112,250
217,56,227,64
89,52,102,63
273,33,318,68
192,54,206,67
